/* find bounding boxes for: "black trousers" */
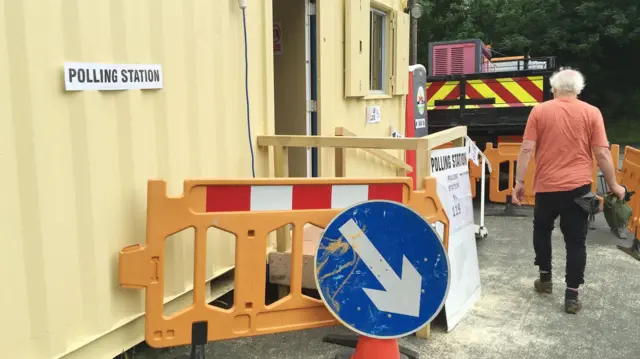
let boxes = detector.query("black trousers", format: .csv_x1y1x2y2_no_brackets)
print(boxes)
533,183,591,289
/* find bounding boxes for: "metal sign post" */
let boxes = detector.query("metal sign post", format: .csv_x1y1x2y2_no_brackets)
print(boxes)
468,137,491,239
405,64,428,189
176,322,208,359
315,200,450,359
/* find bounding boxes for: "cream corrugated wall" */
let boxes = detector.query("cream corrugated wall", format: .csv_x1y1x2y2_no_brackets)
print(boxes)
0,1,274,358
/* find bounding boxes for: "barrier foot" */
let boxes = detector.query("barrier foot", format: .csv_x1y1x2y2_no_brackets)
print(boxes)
486,195,527,217
617,240,640,261
176,322,208,359
475,225,488,240
322,334,419,359
617,228,640,261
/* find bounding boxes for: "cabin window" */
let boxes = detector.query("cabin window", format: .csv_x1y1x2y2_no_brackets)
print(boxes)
369,8,386,93
344,1,408,97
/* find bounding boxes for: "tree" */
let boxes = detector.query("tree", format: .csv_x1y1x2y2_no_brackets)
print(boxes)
417,0,640,123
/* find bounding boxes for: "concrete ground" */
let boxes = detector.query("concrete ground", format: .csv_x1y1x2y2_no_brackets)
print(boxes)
130,202,640,359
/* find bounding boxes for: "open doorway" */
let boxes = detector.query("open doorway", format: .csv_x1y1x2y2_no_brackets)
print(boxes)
273,0,318,177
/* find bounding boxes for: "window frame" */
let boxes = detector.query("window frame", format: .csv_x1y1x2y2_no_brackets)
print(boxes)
369,7,388,95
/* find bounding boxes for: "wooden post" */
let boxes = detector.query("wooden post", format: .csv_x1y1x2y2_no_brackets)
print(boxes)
414,138,429,192
334,127,346,177
274,145,292,297
335,147,346,177
415,137,431,339
274,145,289,179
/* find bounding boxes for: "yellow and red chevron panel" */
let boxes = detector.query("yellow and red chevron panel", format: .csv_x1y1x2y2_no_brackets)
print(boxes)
427,76,544,110
426,80,461,110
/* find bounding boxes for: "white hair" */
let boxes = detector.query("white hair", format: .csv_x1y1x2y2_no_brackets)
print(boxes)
549,67,585,95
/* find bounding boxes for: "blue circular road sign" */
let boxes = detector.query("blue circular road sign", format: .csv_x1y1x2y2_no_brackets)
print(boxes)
314,200,450,339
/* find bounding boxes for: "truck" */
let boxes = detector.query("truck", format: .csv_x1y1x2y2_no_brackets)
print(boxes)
425,39,558,150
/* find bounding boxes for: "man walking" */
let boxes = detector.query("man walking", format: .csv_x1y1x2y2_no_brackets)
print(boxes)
512,67,626,314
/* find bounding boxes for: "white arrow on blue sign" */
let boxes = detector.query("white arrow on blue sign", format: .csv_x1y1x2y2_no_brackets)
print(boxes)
314,200,450,339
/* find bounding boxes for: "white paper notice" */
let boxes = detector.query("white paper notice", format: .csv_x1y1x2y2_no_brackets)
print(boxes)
366,106,381,124
390,125,404,138
430,146,474,234
466,136,480,167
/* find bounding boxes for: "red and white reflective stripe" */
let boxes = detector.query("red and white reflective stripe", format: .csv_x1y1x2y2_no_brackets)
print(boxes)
205,184,404,212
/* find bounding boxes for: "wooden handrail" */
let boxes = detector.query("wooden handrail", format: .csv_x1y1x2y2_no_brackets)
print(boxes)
257,134,423,150
257,125,468,185
334,127,412,177
257,126,466,151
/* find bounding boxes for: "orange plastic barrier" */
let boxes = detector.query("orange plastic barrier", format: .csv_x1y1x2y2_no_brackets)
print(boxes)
483,143,536,205
484,143,622,206
498,135,524,143
469,160,481,199
620,146,640,235
118,177,449,349
434,142,454,150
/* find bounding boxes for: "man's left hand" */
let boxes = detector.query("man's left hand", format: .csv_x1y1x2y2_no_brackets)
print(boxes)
513,182,525,206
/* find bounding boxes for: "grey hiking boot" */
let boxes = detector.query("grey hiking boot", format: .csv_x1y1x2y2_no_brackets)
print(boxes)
565,298,583,314
534,279,553,294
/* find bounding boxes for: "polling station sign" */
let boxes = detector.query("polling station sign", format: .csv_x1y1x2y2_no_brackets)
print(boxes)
429,145,482,332
64,62,163,91
430,146,474,234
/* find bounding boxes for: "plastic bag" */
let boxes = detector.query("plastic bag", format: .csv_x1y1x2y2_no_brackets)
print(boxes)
603,187,635,238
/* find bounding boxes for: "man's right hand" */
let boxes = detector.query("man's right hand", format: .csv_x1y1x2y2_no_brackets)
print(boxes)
611,184,626,201
513,182,525,206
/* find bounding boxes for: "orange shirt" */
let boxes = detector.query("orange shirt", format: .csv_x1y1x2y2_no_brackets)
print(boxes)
522,97,609,193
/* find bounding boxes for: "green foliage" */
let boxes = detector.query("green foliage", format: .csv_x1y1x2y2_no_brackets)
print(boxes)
417,0,640,127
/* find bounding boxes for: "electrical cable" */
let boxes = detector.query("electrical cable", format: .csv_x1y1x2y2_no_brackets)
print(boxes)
241,7,256,178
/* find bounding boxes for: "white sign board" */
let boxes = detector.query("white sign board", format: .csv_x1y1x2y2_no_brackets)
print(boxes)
430,146,482,331
466,136,481,167
416,85,426,116
390,125,404,138
366,105,381,124
64,62,163,91
431,147,474,233
273,22,283,55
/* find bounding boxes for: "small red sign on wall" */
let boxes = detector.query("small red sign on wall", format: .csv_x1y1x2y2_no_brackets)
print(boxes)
273,22,283,55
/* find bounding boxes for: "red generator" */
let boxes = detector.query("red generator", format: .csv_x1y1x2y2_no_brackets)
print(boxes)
427,39,492,76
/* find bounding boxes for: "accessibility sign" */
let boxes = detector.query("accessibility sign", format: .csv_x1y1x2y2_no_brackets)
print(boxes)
314,200,450,339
